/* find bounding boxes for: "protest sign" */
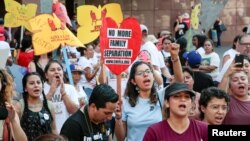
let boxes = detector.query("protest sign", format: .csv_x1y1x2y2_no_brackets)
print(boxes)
77,3,123,44
100,17,141,75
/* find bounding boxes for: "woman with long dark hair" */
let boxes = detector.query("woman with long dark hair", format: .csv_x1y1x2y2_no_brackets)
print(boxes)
16,72,57,141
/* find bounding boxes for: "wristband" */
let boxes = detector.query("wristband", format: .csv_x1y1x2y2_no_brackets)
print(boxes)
171,57,179,62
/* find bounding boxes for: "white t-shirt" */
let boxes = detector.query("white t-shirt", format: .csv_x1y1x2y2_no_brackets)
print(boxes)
77,56,96,89
140,41,161,71
107,69,128,96
222,48,238,65
201,52,220,80
63,45,80,58
43,82,79,132
196,47,205,55
161,50,171,59
0,41,11,57
75,83,88,105
215,57,234,82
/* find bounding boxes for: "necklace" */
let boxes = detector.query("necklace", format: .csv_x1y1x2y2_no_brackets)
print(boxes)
83,106,94,139
28,101,43,109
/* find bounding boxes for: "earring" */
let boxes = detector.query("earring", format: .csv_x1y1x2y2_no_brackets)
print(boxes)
135,86,140,93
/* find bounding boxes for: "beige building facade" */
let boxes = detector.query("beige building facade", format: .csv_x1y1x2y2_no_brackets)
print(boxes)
1,0,249,44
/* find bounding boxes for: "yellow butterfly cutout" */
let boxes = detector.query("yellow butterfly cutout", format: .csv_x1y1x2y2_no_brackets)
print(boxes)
4,0,37,31
191,3,201,30
29,13,84,55
77,3,123,44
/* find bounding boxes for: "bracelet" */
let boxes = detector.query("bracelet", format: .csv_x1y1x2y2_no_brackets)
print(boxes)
115,117,122,120
171,57,179,62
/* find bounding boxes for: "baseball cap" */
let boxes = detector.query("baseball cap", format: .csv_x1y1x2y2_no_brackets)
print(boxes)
147,34,159,44
182,13,190,19
140,24,148,33
183,51,201,68
160,30,171,37
164,82,196,100
70,64,84,73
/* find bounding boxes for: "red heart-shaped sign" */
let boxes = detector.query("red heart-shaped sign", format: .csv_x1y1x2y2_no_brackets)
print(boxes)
100,17,142,75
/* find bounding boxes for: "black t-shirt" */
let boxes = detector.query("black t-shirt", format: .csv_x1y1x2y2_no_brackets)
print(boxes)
193,71,214,93
60,109,111,141
174,22,188,39
21,107,52,141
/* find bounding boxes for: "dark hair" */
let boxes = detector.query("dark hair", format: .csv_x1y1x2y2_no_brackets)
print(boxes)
44,60,65,82
33,133,68,141
162,36,175,44
124,61,157,107
21,35,32,52
198,35,207,48
0,70,7,93
88,84,118,109
93,37,100,46
0,70,7,106
232,35,241,49
176,37,187,66
176,37,187,51
182,66,194,78
242,26,247,33
199,87,230,120
166,56,173,75
44,60,64,74
77,43,93,56
21,72,53,132
193,34,207,49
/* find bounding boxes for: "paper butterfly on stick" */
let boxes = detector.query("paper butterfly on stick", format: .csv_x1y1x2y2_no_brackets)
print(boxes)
191,3,201,30
77,3,123,44
29,13,84,55
4,0,37,31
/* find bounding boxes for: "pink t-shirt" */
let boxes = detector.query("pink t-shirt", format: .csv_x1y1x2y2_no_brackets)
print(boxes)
143,119,208,141
223,96,250,125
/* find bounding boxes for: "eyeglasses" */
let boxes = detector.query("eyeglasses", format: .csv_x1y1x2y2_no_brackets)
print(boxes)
240,42,250,46
135,69,152,76
208,105,228,111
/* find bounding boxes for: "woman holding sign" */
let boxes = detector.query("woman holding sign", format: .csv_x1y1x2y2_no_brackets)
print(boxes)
115,43,183,141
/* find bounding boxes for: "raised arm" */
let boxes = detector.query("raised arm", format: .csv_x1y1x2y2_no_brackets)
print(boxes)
170,43,183,83
6,102,28,141
114,101,126,141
